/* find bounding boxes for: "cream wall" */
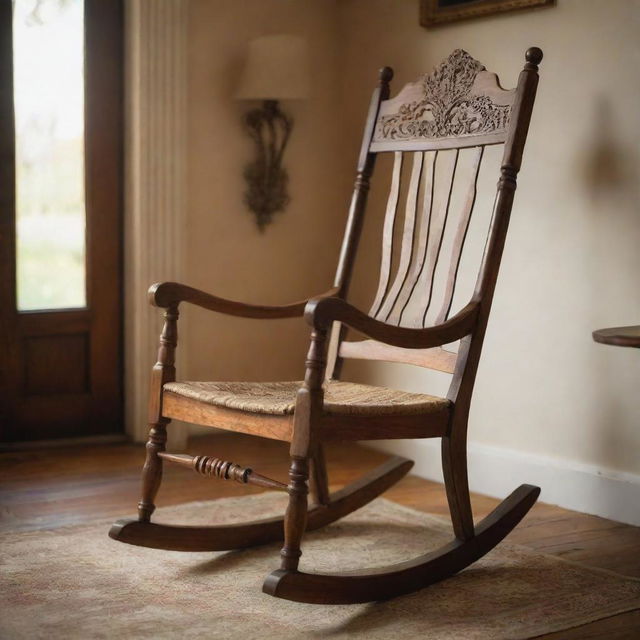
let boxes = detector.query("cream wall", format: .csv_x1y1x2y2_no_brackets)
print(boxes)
185,0,346,387
335,0,640,509
181,0,640,520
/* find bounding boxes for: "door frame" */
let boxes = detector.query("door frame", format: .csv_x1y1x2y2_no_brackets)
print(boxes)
0,0,124,444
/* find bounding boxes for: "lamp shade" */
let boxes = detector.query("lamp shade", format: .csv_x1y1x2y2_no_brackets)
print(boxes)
235,34,310,101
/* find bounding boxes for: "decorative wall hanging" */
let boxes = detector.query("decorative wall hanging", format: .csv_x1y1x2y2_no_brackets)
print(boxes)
235,35,310,232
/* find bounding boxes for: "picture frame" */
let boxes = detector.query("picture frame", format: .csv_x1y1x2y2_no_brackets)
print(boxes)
420,0,555,28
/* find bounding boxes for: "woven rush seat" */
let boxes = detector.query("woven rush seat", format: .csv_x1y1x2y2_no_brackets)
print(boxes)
163,380,450,417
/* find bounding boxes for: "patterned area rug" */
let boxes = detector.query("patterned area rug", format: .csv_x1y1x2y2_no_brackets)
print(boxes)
1,492,639,639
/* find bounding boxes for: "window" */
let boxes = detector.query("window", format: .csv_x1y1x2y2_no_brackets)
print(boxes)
13,0,86,310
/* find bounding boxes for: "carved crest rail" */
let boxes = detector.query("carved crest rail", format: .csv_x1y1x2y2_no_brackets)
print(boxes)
371,49,515,152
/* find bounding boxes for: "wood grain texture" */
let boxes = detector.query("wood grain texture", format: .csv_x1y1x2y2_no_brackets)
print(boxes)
0,0,17,442
392,150,437,326
309,445,330,506
307,297,479,349
435,145,484,325
328,67,392,378
319,409,450,441
138,305,178,522
150,281,339,318
376,152,424,322
264,484,540,604
157,451,288,490
593,325,640,348
281,325,329,569
279,456,309,570
418,148,459,327
369,151,404,317
84,0,125,439
163,386,450,443
107,454,412,552
437,49,543,546
332,67,392,298
339,340,457,374
162,392,294,442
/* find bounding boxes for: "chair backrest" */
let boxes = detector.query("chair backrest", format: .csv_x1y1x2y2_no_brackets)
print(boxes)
329,48,542,384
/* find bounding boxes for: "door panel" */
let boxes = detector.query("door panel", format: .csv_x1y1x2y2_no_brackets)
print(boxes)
0,0,123,443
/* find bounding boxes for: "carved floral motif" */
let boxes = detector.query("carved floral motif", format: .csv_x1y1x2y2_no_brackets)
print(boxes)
376,49,511,141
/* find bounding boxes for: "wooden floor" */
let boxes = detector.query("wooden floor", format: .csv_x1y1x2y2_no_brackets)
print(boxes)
1,432,639,639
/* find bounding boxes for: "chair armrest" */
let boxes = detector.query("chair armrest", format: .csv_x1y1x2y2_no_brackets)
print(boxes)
149,281,340,319
304,297,480,349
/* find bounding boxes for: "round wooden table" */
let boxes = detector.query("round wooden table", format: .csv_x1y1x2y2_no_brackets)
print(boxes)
592,325,640,349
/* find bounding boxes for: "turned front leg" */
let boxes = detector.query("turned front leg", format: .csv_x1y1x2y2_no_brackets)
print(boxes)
137,304,179,523
280,457,310,570
138,419,168,522
279,328,327,570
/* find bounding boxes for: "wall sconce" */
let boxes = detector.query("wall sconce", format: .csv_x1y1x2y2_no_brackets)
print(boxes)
236,35,310,231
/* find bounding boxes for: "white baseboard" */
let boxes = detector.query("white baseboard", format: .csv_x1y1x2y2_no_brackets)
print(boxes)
367,439,640,526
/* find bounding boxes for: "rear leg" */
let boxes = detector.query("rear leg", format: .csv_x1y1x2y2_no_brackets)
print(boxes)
309,445,330,506
442,432,474,540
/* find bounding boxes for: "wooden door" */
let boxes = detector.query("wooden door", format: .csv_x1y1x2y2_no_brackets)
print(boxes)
0,0,123,443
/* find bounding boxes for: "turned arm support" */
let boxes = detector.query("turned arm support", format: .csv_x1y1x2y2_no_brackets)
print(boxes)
149,281,340,319
304,297,480,349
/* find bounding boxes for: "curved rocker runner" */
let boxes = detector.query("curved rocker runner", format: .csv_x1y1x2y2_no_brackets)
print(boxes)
109,456,413,552
109,47,544,605
264,484,540,604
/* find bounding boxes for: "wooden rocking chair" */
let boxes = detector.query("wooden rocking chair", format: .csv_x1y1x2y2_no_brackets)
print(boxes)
110,47,543,604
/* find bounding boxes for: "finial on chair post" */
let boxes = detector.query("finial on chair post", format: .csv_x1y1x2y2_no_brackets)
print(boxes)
378,66,394,99
499,46,543,175
524,47,543,70
379,66,394,85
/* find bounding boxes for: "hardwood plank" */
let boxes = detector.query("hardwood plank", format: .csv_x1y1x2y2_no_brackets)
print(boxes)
532,610,640,640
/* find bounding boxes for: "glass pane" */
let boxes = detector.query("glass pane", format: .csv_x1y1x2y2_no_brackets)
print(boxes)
13,0,86,311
